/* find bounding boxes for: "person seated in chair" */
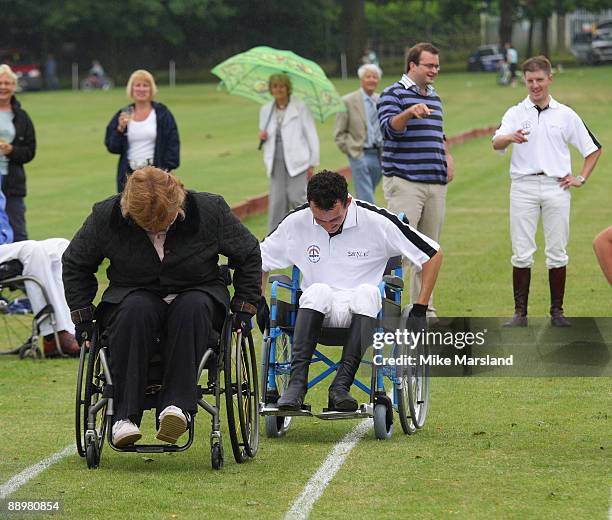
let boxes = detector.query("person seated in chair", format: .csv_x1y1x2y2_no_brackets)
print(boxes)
62,167,261,447
259,170,442,412
0,186,79,356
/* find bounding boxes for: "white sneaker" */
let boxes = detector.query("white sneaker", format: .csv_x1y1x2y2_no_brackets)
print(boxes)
112,419,142,447
156,405,188,444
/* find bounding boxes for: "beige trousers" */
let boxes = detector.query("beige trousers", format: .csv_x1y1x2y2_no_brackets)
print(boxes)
383,176,447,312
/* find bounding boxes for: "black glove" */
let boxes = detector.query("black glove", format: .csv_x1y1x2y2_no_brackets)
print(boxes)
232,311,253,334
408,303,428,318
75,321,94,347
256,296,270,334
406,303,428,335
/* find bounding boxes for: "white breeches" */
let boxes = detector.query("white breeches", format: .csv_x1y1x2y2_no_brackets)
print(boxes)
298,282,381,328
510,175,571,269
0,238,74,335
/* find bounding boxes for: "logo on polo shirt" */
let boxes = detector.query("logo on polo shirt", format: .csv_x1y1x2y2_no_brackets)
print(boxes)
307,244,321,263
347,249,369,258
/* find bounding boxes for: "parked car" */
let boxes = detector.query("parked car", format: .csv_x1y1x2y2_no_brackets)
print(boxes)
467,45,505,72
571,20,612,65
0,48,42,91
591,28,612,64
570,32,593,63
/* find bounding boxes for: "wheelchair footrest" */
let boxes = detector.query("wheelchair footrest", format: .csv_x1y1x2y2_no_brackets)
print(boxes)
260,404,313,417
314,403,373,420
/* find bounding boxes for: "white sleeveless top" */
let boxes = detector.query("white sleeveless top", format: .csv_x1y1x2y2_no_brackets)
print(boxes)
127,109,157,163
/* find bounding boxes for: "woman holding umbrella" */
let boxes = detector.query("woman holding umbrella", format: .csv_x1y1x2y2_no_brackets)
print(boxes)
258,73,319,231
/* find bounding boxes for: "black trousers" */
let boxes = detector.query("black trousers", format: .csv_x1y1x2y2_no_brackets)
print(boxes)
103,290,223,424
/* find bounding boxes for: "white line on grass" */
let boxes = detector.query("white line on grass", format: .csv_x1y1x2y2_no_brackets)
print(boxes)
0,445,73,499
285,419,371,520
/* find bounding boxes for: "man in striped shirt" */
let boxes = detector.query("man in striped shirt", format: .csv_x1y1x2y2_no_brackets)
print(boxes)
377,42,454,318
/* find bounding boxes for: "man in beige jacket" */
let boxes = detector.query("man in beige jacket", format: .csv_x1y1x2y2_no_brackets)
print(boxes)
334,64,383,204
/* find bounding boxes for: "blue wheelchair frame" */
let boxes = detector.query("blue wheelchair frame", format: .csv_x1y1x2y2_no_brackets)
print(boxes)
260,251,427,439
265,263,403,398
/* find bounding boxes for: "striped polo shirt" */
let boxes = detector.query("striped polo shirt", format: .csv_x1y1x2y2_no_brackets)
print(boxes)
377,74,447,184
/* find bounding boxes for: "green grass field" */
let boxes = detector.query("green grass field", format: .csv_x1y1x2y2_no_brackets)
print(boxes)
1,67,610,519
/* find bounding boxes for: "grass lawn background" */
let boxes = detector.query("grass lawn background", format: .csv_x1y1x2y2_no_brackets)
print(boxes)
0,67,610,519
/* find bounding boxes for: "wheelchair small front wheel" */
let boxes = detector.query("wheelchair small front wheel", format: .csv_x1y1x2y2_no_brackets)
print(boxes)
264,415,292,438
211,443,223,470
373,403,393,440
85,439,100,469
19,341,42,359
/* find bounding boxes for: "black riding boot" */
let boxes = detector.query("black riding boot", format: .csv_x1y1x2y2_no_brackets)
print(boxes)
328,314,377,411
549,266,571,327
277,309,325,411
504,267,531,327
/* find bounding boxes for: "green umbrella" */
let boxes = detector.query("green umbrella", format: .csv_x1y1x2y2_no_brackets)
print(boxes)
211,46,345,123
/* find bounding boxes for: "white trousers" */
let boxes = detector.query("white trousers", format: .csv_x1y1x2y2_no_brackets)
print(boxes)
298,283,381,328
0,238,74,335
510,175,571,269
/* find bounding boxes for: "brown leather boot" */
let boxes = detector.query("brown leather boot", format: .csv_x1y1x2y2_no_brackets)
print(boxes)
504,267,531,327
549,266,571,327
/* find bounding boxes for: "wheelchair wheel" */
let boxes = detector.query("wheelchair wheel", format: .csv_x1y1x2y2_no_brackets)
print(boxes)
373,403,393,440
262,331,292,437
394,341,416,435
0,286,33,354
224,323,259,463
81,335,108,467
18,337,42,359
85,440,100,469
211,443,223,470
407,340,430,429
75,342,88,457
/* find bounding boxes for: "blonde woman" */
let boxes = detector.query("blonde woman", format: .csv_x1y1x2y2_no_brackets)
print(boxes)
105,69,180,192
259,73,319,231
0,64,36,241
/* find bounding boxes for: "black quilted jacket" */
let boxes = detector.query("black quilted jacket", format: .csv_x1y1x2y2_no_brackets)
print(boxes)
62,191,262,313
1,96,36,198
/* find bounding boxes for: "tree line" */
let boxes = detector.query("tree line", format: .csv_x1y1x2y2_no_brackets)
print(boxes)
1,0,611,79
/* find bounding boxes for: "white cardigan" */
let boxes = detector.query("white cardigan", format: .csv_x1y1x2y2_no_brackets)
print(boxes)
259,97,319,178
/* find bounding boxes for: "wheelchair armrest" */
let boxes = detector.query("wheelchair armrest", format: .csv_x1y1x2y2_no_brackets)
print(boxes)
269,274,293,287
382,275,404,291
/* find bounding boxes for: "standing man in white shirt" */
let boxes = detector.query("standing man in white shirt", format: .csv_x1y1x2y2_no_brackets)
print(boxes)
333,63,383,204
492,56,602,327
259,170,442,412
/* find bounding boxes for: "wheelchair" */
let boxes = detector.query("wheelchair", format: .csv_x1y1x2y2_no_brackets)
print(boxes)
260,256,430,440
0,259,61,358
75,270,259,470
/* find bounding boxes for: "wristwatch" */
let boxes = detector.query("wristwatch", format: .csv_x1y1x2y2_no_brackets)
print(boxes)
576,175,586,185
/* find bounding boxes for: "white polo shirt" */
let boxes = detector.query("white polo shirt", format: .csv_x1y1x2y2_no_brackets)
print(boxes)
261,198,439,291
493,96,600,180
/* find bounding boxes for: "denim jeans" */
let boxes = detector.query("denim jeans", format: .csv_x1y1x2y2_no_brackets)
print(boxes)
348,149,382,203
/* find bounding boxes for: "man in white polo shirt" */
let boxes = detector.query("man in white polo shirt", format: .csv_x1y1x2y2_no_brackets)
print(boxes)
492,55,602,327
259,170,442,411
